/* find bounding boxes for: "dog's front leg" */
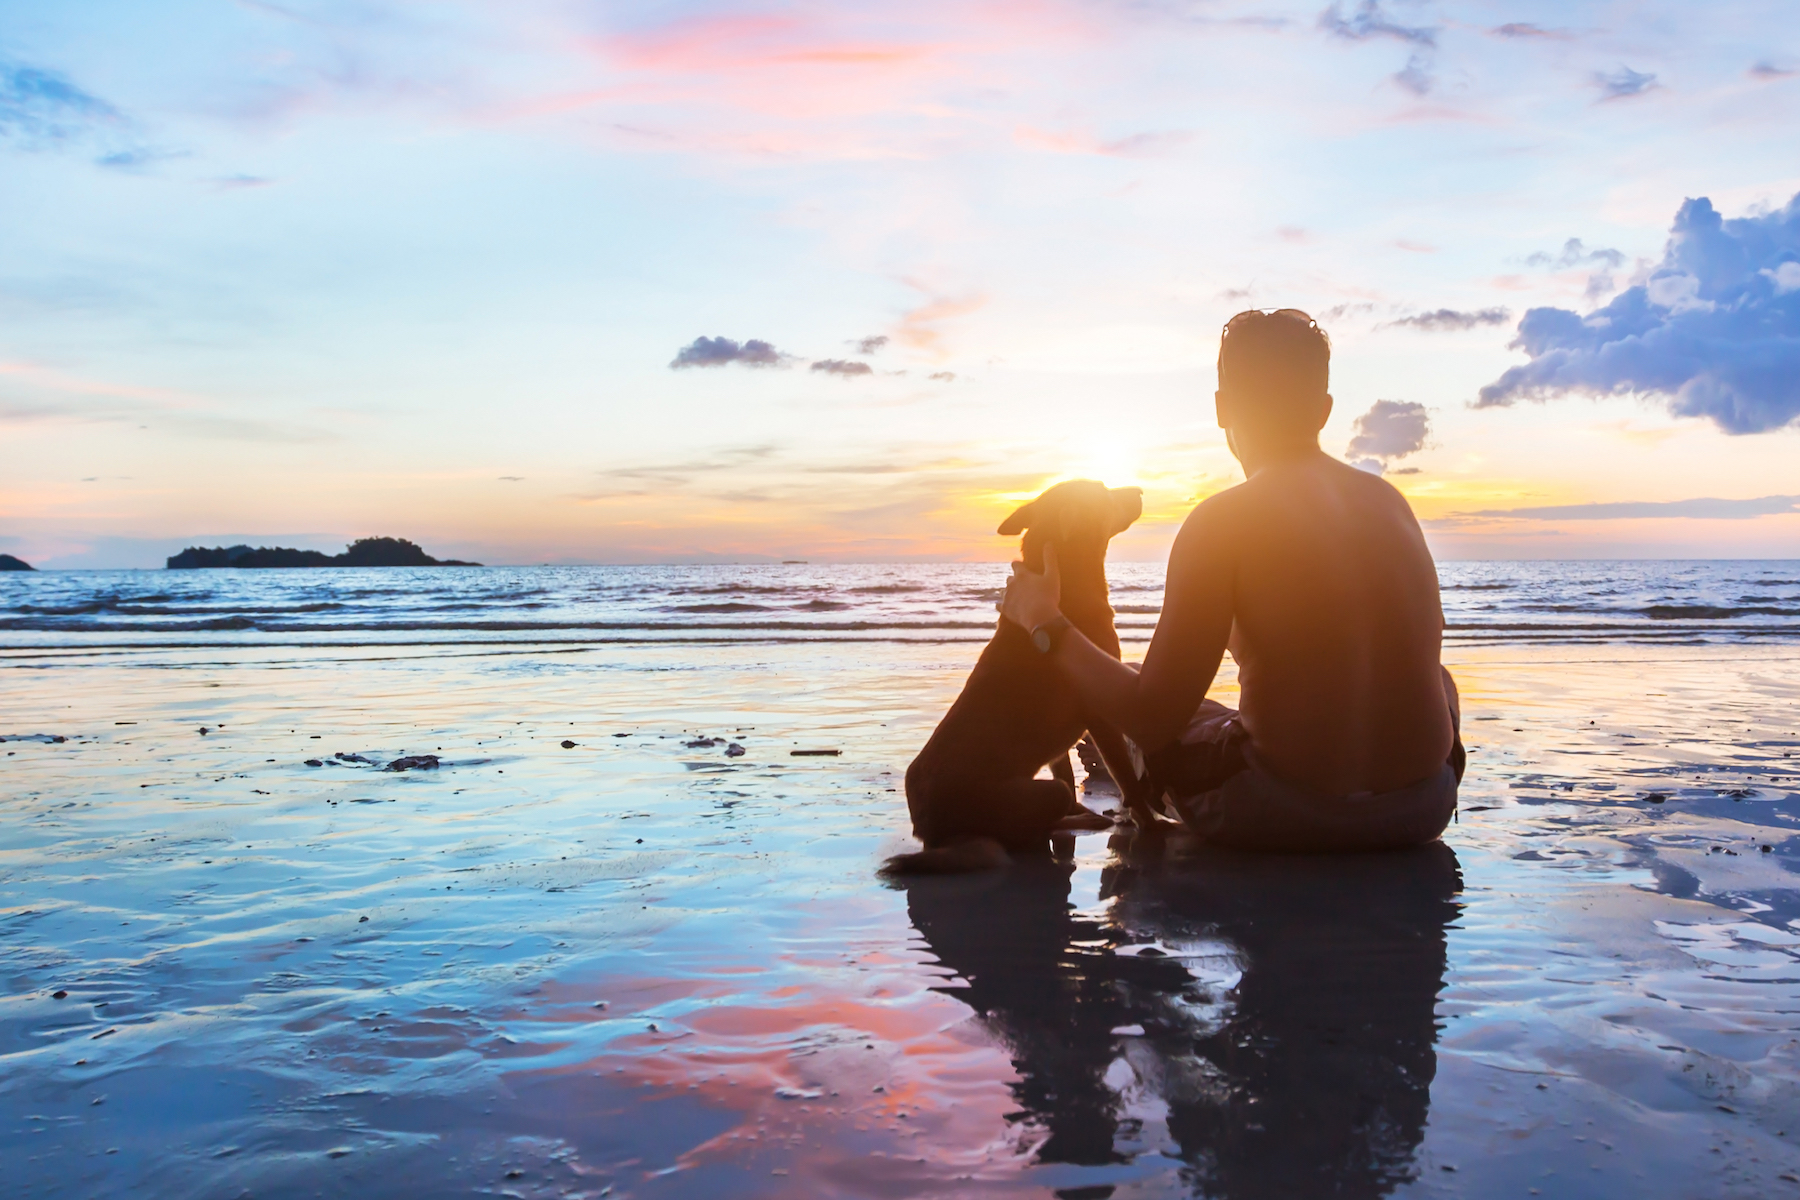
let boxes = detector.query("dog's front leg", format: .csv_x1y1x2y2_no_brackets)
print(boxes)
1085,722,1167,826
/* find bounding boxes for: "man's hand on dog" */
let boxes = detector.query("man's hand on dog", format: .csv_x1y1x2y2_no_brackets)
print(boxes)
1001,543,1063,631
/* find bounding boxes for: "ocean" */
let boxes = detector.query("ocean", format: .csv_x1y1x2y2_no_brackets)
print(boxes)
6,559,1800,648
2,561,1798,1198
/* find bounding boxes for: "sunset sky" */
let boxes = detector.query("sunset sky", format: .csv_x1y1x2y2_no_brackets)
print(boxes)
3,0,1797,567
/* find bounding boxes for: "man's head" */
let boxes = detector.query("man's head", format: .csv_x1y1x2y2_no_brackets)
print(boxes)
1215,309,1333,464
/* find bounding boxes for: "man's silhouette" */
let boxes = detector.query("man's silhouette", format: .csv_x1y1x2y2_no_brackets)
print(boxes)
1003,309,1463,851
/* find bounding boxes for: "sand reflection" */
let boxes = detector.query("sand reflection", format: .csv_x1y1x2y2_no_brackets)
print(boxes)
902,838,1462,1197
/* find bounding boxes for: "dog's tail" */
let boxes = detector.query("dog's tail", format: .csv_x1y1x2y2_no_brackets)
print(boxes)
879,837,1009,876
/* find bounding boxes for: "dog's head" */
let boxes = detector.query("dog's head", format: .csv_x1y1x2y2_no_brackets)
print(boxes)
998,480,1143,572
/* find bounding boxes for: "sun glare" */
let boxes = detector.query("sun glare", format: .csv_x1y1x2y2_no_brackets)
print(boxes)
1066,436,1142,491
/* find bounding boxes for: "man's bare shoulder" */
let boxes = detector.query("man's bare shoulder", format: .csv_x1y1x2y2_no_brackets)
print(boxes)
1172,457,1420,562
1170,479,1253,552
1240,454,1417,515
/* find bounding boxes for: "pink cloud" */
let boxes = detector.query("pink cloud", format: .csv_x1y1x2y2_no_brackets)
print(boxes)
894,287,987,356
1013,124,1195,157
511,2,1118,159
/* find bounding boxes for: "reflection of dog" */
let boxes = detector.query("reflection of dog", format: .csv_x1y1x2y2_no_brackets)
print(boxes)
885,480,1150,874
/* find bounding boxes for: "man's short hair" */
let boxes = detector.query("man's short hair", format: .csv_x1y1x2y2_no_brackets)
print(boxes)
1218,309,1330,420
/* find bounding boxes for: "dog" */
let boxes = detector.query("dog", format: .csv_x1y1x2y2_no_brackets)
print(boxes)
884,480,1153,874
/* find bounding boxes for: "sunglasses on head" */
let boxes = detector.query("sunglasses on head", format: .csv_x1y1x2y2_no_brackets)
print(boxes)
1221,308,1320,337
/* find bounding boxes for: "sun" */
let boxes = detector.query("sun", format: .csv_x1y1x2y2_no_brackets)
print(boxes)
1065,436,1143,491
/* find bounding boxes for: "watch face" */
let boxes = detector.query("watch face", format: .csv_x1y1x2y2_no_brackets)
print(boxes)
1032,626,1052,653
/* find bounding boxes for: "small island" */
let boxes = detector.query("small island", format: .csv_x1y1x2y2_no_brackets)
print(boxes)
0,553,34,571
166,536,481,569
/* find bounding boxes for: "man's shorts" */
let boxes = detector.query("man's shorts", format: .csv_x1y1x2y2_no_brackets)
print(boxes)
1142,700,1464,853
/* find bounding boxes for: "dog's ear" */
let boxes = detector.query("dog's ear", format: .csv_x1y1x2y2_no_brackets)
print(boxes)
997,499,1037,536
1108,487,1143,535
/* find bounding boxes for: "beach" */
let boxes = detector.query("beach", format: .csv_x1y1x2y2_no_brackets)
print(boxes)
3,564,1799,1198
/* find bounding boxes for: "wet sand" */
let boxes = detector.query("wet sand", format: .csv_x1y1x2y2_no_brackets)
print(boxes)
2,640,1798,1198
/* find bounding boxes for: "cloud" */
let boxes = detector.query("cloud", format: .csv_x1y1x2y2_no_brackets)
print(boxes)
1749,61,1796,80
1525,239,1627,301
1594,66,1657,100
809,358,873,377
1318,2,1437,94
0,360,336,443
1318,2,1436,47
1345,399,1429,473
1319,301,1375,322
1765,262,1800,293
0,60,169,170
1459,496,1800,521
96,147,186,172
581,443,781,496
1476,190,1800,434
895,288,986,355
1015,125,1196,157
1525,238,1626,270
1491,23,1567,39
0,62,120,146
1394,53,1434,95
668,336,787,369
928,371,957,382
854,335,889,354
1380,307,1511,332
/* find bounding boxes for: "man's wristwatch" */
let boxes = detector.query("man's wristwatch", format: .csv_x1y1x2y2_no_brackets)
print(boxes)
1030,614,1072,654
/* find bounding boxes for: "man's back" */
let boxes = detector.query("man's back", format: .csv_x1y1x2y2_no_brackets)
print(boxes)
1191,453,1452,795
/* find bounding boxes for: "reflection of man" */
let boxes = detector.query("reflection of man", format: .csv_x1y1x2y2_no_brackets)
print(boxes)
1003,309,1464,850
1130,843,1462,1198
901,842,1462,1193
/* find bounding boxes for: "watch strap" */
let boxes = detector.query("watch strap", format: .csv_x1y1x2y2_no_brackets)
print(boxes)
1031,614,1072,654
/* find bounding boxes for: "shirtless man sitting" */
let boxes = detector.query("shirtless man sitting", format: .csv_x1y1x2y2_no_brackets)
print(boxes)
1001,308,1463,852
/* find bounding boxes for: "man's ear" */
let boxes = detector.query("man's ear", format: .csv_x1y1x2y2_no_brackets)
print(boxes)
997,499,1037,536
1108,487,1144,535
1317,392,1334,431
1215,389,1229,430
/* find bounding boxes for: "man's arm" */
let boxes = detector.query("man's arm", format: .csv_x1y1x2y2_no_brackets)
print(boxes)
1003,501,1237,751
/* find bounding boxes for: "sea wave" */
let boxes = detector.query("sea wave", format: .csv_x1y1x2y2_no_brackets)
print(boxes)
1644,604,1800,620
663,602,774,613
4,561,1798,649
